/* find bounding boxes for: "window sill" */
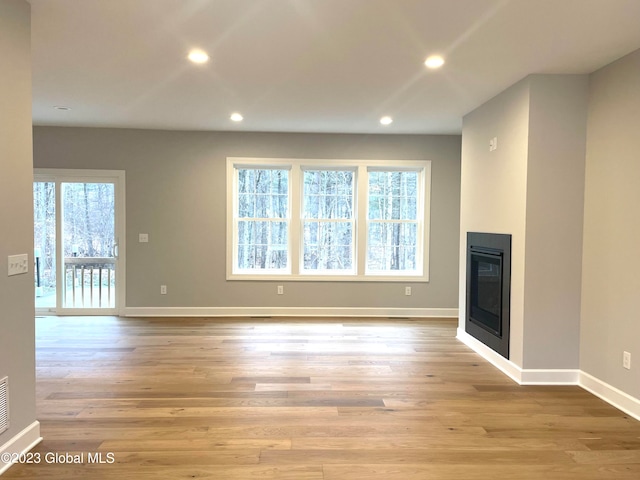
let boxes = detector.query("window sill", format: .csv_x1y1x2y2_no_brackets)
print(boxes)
227,273,429,282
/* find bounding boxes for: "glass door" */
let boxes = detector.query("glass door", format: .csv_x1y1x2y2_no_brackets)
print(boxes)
61,181,117,310
34,181,57,310
34,170,125,315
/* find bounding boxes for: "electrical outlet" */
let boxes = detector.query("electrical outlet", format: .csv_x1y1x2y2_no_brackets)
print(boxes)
277,285,284,295
160,285,167,295
139,233,149,243
8,254,28,276
623,351,631,370
405,286,412,296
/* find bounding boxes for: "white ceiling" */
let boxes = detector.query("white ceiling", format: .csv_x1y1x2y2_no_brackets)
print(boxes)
30,0,640,134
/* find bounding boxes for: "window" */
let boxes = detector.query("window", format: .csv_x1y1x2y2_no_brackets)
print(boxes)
302,169,355,273
227,158,431,281
235,167,289,273
367,170,420,274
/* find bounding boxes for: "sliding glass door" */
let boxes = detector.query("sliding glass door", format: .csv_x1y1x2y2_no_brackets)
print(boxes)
34,181,57,309
34,170,125,315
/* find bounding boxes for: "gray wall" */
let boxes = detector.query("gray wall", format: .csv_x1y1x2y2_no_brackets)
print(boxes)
459,78,531,366
523,75,588,369
581,49,640,398
33,128,461,311
460,74,588,370
0,0,37,445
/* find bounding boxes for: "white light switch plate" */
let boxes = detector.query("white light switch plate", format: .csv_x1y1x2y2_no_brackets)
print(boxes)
139,233,149,243
8,254,28,276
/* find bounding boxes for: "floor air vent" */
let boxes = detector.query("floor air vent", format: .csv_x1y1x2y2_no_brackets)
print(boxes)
0,377,8,434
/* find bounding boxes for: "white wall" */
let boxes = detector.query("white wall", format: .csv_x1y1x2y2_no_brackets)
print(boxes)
0,0,39,464
581,49,640,399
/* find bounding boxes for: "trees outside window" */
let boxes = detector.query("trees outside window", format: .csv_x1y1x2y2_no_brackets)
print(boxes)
302,170,354,272
367,170,419,273
236,168,289,272
34,182,56,295
61,182,115,258
34,181,115,291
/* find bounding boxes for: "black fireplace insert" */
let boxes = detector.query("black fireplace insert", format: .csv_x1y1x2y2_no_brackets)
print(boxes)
466,232,511,358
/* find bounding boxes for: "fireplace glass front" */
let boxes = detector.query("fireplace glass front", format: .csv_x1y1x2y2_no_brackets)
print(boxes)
469,248,503,336
465,232,511,358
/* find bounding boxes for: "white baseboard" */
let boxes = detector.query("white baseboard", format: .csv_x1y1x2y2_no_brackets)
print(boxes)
124,306,459,318
519,368,581,385
456,328,580,385
456,328,523,383
456,327,640,419
580,371,640,422
0,421,42,475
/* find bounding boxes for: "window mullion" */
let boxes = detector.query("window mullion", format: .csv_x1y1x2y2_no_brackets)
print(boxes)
418,165,429,277
356,165,367,276
228,164,239,277
290,165,301,275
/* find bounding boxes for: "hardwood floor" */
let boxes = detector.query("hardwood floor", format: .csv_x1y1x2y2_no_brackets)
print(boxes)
4,316,640,479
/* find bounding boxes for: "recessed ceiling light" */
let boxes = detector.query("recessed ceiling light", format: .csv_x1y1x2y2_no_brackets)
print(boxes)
230,113,243,122
187,49,210,64
380,116,393,126
424,55,445,69
53,105,71,111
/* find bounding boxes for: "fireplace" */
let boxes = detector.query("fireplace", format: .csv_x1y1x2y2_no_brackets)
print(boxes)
466,232,511,358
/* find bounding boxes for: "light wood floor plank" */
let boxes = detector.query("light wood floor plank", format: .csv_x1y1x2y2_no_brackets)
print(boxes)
3,316,640,479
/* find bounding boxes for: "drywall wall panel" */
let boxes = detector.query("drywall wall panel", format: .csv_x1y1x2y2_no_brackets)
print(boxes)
33,128,461,311
581,49,640,398
0,0,37,447
460,78,531,367
523,74,588,369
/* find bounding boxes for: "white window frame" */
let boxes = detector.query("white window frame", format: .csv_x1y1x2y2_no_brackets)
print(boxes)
227,157,431,282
